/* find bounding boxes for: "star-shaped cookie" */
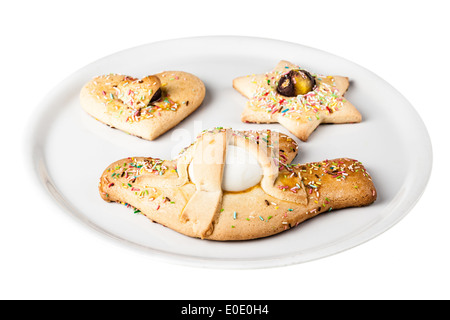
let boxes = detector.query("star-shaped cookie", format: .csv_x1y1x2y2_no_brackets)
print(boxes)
233,60,362,141
80,71,205,140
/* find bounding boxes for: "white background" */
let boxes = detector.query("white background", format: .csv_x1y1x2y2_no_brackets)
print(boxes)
1,0,449,300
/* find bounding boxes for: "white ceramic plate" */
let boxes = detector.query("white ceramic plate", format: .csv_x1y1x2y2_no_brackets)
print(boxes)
27,36,432,269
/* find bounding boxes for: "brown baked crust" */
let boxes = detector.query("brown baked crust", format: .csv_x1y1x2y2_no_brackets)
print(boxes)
233,60,362,141
98,129,376,241
80,71,205,140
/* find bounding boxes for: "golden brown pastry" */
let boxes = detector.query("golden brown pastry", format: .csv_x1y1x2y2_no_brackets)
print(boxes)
233,60,362,141
99,128,376,240
80,71,205,140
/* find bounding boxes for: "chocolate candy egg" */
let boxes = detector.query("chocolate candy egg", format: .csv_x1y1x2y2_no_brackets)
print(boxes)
277,69,316,97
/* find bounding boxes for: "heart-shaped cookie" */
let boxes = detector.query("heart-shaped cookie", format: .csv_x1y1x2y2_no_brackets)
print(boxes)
233,60,362,141
80,71,205,140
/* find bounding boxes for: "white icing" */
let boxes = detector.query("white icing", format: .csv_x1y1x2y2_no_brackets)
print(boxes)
188,144,263,192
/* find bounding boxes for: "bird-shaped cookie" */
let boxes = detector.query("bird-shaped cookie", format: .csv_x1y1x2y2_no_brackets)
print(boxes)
233,60,362,141
99,128,376,241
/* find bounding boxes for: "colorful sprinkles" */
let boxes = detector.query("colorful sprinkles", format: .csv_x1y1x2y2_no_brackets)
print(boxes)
91,73,183,123
101,156,180,217
248,66,344,122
